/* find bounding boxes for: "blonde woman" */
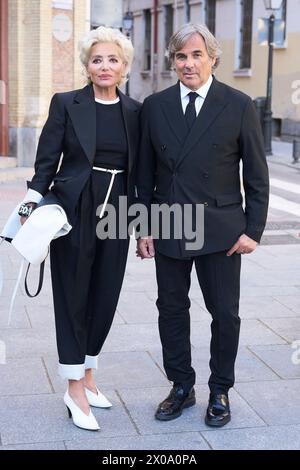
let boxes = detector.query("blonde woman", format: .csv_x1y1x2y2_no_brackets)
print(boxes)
21,27,141,430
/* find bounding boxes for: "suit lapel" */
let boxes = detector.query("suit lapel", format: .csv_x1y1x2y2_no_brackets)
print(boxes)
67,84,96,166
118,90,139,174
176,78,229,168
160,82,188,146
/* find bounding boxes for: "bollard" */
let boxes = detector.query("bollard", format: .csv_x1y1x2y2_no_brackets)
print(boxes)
253,97,266,135
292,139,300,163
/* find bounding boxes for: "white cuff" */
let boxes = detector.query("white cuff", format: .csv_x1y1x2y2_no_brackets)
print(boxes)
85,355,98,370
58,363,85,380
22,189,44,204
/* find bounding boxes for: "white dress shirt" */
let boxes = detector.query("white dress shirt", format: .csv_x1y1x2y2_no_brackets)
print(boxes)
180,75,213,116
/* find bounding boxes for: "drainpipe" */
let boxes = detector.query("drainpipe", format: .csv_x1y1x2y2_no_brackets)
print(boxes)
0,0,9,157
174,0,178,31
185,0,190,22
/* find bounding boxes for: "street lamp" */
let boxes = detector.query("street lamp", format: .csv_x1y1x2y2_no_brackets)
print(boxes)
123,10,133,96
263,0,282,156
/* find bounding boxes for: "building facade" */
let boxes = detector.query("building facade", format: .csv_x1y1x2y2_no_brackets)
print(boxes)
1,0,299,168
1,0,90,166
127,0,300,140
0,0,128,167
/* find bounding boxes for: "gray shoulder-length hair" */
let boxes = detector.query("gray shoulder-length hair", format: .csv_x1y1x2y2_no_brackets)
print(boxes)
78,26,134,86
168,23,222,71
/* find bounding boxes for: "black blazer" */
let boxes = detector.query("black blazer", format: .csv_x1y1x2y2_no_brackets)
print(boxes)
137,78,269,258
28,84,141,225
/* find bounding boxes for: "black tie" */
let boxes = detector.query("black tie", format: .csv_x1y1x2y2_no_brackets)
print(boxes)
185,92,198,130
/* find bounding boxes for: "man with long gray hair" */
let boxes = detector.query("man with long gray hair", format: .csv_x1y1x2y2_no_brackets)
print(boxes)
136,23,269,427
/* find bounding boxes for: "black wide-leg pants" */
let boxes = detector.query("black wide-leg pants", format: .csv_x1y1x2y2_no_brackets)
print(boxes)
50,170,129,379
155,250,241,395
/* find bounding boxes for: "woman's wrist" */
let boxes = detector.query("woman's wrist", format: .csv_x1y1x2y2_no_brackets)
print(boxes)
18,202,37,218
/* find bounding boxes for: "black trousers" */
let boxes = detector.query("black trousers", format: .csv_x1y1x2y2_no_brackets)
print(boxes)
50,170,129,376
155,250,241,395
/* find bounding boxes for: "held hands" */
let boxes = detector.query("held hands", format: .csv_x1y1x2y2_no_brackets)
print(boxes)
136,236,155,259
227,234,257,256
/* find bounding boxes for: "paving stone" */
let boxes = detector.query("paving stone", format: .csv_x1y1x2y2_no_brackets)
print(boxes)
261,317,300,342
0,441,66,450
240,286,300,297
0,357,51,395
249,344,300,379
251,256,300,271
262,245,300,257
239,319,288,346
201,424,300,450
65,431,209,450
24,305,55,329
239,296,298,319
0,279,26,298
241,269,300,287
0,294,54,309
117,292,158,324
271,295,300,315
235,379,300,425
0,306,30,329
102,324,162,353
0,392,137,445
0,327,57,358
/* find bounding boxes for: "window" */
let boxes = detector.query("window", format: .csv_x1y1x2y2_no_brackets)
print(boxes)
164,4,174,70
90,0,123,29
274,0,287,46
52,0,73,9
238,0,253,69
205,0,216,35
144,9,152,71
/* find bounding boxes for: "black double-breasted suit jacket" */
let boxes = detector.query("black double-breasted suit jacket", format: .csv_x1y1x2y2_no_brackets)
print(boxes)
28,84,141,226
137,77,269,258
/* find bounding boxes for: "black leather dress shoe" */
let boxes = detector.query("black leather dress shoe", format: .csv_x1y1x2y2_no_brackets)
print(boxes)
155,385,196,421
205,393,231,427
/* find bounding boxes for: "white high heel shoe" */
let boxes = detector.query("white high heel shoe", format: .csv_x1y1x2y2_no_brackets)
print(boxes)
64,390,100,431
84,387,112,408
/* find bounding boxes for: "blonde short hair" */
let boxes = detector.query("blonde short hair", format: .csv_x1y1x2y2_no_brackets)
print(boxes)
168,23,222,71
78,26,134,86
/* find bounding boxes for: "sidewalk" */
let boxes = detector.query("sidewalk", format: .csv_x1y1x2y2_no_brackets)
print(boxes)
0,166,300,450
268,140,300,169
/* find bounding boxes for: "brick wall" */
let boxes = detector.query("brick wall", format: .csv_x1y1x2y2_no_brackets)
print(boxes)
8,0,88,164
52,7,74,93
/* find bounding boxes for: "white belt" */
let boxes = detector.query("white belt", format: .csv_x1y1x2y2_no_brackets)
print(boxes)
92,166,125,218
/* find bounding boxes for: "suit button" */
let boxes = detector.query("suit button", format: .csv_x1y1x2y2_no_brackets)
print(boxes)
212,144,218,148
204,202,209,207
161,144,167,151
203,172,209,178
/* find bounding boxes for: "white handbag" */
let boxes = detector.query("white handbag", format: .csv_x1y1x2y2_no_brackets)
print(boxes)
0,199,72,325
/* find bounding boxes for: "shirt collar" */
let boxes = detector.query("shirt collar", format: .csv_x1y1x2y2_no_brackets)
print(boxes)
180,75,213,100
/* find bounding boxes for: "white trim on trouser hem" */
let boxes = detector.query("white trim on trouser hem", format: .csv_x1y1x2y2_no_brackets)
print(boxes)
58,363,85,380
85,355,98,370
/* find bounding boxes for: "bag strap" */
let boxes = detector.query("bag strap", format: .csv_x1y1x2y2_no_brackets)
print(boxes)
24,261,45,298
